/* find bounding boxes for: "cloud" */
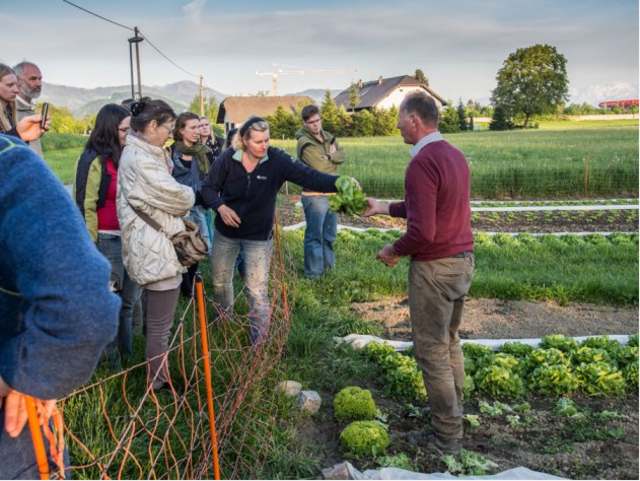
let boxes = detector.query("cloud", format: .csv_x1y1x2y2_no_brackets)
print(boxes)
183,0,207,24
569,82,639,106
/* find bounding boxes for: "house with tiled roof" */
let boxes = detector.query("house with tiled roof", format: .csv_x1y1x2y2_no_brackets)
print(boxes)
216,95,315,133
334,75,447,112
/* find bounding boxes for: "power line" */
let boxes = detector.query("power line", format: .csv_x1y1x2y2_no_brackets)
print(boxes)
62,0,134,31
138,33,199,78
61,0,199,79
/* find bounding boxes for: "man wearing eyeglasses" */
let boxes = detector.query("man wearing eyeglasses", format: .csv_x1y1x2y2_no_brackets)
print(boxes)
295,104,346,279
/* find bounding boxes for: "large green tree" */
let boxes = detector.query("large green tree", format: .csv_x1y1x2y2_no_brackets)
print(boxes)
414,69,429,87
348,83,360,113
188,95,219,124
491,44,569,128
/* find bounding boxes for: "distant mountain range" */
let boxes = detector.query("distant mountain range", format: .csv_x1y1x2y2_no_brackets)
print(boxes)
41,80,226,117
40,80,342,118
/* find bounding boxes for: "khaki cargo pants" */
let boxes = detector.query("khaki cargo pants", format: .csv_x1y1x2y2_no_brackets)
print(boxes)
409,255,474,443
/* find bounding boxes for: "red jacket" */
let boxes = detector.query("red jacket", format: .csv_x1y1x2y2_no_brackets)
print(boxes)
390,139,473,261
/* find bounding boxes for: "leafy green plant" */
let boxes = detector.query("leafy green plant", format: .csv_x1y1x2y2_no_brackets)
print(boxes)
527,348,569,372
377,453,415,471
593,410,630,422
574,362,626,396
333,387,376,421
615,345,639,368
384,361,427,402
339,421,390,458
464,414,481,429
474,354,526,398
540,334,579,353
506,414,524,427
628,334,639,348
462,343,495,360
571,347,614,366
442,450,499,476
499,342,535,359
528,363,579,395
622,360,639,391
554,398,578,417
580,336,622,356
329,176,366,217
478,400,514,416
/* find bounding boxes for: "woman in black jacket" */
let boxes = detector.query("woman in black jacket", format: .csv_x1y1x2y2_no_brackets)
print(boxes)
200,116,343,346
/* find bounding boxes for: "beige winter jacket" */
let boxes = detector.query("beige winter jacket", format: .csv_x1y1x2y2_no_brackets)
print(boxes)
117,134,195,286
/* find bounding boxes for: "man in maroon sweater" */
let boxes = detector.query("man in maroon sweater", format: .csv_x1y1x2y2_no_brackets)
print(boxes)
364,91,474,455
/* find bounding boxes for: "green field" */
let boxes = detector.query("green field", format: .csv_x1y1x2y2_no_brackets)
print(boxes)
43,121,638,198
274,120,639,199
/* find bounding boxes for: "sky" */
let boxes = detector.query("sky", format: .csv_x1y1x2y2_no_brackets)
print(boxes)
1,0,638,105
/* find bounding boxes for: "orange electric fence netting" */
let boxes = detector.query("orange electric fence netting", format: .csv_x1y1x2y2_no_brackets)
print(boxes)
31,222,296,480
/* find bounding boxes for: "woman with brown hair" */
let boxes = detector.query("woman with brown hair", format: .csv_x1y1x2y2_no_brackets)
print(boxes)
0,63,48,143
117,98,195,391
170,111,213,297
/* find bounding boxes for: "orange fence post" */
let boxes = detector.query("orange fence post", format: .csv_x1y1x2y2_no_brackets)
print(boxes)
26,396,50,480
195,275,221,480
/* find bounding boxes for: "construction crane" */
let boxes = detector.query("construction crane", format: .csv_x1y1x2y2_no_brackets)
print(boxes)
255,64,357,97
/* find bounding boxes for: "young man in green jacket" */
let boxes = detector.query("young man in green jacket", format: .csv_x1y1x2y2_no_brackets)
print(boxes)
295,104,346,279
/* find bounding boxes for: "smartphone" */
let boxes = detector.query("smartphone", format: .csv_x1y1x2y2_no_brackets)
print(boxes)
40,103,49,129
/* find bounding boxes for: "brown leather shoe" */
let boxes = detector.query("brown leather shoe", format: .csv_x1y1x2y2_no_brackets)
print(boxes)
405,431,462,455
426,436,462,455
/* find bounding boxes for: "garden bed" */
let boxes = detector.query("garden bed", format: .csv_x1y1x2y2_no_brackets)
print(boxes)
350,296,639,342
294,327,639,480
276,195,639,233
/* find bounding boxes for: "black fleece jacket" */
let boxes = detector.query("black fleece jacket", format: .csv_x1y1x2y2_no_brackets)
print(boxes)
200,146,338,240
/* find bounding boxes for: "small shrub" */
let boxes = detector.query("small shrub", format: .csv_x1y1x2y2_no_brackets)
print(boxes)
339,421,389,458
333,387,376,422
628,334,639,348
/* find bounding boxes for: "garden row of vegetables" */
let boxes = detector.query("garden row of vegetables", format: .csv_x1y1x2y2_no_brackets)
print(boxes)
330,334,638,469
365,334,639,402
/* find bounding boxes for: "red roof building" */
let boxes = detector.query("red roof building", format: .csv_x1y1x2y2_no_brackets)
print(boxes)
598,99,639,109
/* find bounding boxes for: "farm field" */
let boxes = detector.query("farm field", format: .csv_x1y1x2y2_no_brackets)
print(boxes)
266,229,639,480
273,120,639,199
42,120,639,199
39,122,639,479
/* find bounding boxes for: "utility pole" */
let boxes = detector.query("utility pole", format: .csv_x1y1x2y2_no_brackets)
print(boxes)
128,27,144,100
199,75,204,116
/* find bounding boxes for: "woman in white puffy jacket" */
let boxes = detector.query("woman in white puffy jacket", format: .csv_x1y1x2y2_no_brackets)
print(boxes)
117,98,194,392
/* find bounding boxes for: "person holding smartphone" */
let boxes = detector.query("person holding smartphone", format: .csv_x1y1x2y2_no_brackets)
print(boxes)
0,64,49,145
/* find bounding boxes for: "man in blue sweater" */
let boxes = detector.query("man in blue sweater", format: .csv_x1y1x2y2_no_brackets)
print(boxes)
0,133,120,478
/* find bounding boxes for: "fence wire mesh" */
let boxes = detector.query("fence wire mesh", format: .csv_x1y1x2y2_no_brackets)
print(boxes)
33,223,297,480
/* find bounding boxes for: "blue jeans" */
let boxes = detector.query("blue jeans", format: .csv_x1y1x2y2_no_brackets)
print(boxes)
302,195,337,279
97,233,142,363
211,230,272,345
185,205,212,255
